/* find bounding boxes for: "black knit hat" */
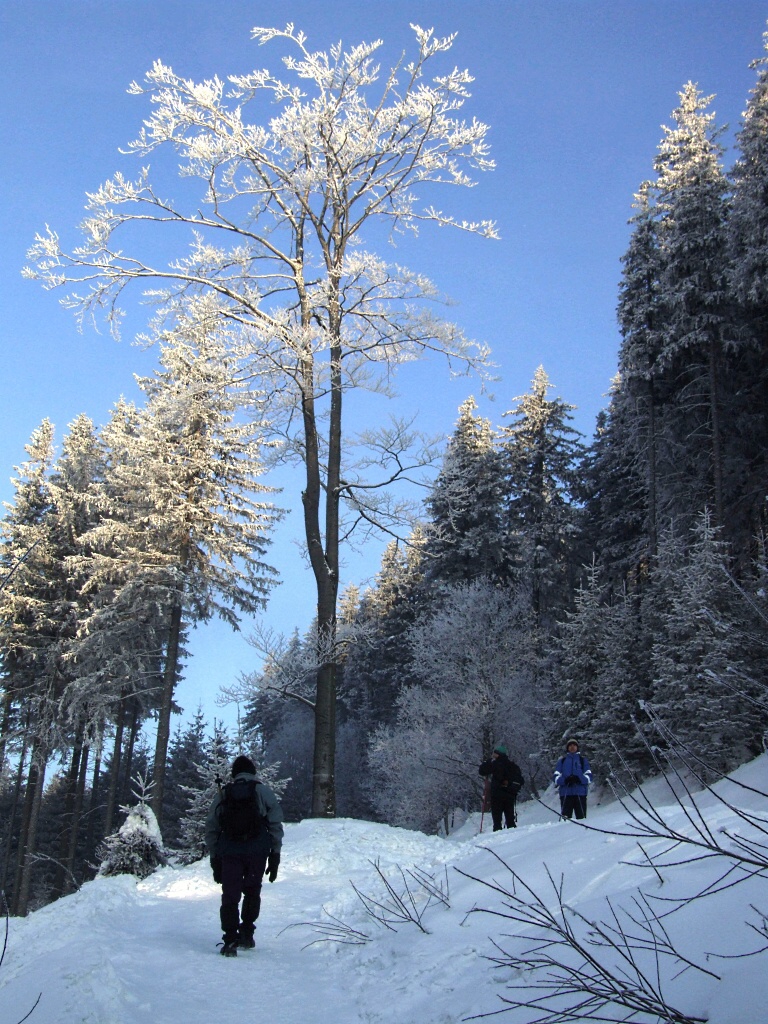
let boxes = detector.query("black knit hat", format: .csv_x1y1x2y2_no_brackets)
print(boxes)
232,755,256,776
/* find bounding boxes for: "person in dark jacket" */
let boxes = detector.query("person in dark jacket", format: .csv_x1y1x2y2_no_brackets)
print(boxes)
479,744,524,830
205,755,284,956
553,738,592,819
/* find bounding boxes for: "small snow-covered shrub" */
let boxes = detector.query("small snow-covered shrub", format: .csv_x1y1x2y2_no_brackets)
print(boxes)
97,778,167,880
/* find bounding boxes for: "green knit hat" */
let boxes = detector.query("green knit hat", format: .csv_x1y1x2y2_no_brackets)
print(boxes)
493,744,508,755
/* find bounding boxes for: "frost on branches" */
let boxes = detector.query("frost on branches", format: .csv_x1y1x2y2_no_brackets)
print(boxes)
24,22,497,816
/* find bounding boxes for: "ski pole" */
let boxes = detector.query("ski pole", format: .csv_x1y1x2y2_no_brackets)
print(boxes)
479,778,490,834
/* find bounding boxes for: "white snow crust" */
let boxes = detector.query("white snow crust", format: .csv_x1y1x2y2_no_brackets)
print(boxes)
2,759,768,1024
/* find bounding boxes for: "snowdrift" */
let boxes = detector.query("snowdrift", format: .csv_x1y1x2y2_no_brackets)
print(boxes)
2,758,768,1024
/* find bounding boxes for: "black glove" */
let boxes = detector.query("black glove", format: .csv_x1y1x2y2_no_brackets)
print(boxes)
267,851,280,883
210,854,222,884
564,774,580,786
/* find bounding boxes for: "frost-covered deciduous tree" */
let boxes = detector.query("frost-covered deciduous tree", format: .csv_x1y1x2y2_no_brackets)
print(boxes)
369,579,542,831
26,24,496,816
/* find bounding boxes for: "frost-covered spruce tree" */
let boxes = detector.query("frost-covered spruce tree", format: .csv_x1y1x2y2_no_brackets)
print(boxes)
615,181,663,560
97,774,166,880
551,559,607,758
83,318,280,824
45,415,113,897
161,709,208,849
343,528,427,732
729,28,768,545
554,569,654,785
649,511,766,776
589,587,654,780
369,579,540,831
0,421,56,750
499,367,584,629
0,422,66,914
26,25,496,817
174,721,231,863
76,399,168,762
653,84,732,531
578,380,650,590
422,397,507,587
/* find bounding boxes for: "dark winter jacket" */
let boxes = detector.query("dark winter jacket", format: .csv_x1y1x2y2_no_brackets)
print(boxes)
553,752,592,797
479,753,524,796
204,772,284,857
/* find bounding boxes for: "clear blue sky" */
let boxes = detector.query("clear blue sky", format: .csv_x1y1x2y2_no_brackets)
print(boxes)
1,1,764,725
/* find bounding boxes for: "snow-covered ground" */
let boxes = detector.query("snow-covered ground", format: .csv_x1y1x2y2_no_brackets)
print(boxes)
3,758,768,1024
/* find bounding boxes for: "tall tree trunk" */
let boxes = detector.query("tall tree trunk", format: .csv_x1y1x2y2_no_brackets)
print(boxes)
10,738,39,915
151,601,183,825
84,746,102,866
646,376,659,561
120,701,141,805
708,339,724,526
0,734,28,894
308,332,342,817
103,699,125,838
53,723,85,897
0,687,12,767
63,742,90,893
14,752,46,917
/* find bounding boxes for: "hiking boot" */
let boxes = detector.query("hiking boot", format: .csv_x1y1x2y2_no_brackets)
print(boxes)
237,934,256,950
220,939,238,957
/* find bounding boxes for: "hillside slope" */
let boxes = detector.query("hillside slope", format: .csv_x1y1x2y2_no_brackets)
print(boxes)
2,759,767,1024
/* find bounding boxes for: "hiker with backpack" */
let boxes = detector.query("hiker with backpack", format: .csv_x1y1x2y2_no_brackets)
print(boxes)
205,755,284,957
553,738,592,819
478,744,525,830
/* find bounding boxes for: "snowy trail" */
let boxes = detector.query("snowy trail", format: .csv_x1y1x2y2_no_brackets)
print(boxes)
4,764,768,1024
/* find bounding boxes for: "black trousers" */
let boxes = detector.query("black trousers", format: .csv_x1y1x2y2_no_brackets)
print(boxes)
490,790,518,830
560,794,587,820
220,851,268,942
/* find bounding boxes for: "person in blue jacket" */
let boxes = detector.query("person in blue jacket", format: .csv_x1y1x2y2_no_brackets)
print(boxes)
553,738,592,819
